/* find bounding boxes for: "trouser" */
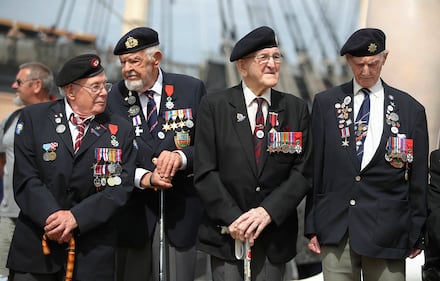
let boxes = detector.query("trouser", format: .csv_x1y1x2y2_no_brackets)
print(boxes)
321,235,405,281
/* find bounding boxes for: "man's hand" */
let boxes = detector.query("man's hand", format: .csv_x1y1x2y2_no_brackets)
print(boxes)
228,207,271,246
308,235,321,254
154,150,182,179
44,210,77,244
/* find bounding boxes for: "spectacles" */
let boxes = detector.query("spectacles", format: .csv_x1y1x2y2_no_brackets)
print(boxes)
245,53,283,64
15,78,38,86
72,82,112,95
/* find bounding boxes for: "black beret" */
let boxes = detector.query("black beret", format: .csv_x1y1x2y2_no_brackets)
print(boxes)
230,26,278,62
340,28,386,57
113,27,159,55
56,54,104,87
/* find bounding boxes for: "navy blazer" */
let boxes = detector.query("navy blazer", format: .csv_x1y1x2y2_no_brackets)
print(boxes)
7,99,136,280
305,80,428,259
194,84,312,263
107,70,206,248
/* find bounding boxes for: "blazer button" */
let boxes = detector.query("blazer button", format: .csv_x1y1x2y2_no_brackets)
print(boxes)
255,186,261,192
350,199,356,206
355,176,361,182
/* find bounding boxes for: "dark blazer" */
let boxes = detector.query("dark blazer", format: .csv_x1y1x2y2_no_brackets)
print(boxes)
194,84,312,263
425,149,440,267
305,80,428,259
7,99,136,280
107,70,206,248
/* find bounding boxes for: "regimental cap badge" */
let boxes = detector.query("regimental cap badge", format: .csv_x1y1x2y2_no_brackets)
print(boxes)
125,36,139,49
90,57,100,68
368,43,377,54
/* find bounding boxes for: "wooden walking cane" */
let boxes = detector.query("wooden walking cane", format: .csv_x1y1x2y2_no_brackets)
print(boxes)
42,234,76,281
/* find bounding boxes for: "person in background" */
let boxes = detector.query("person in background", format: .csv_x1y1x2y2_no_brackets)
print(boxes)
108,27,206,281
305,28,428,281
194,26,312,281
423,149,440,281
0,62,53,281
6,54,136,281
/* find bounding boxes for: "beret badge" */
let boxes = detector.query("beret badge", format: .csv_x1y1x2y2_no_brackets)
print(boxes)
125,37,139,49
91,57,99,68
368,43,377,54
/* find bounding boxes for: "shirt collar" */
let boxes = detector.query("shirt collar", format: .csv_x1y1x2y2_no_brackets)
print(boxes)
242,80,272,107
64,98,95,122
353,79,383,98
148,69,163,96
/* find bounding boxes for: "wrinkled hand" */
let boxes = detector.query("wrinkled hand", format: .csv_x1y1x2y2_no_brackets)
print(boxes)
44,210,77,244
308,235,321,254
228,207,271,246
154,150,182,179
408,248,422,258
143,168,173,190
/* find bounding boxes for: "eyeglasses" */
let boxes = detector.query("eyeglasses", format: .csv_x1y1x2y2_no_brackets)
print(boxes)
15,78,38,86
72,82,112,95
245,53,283,64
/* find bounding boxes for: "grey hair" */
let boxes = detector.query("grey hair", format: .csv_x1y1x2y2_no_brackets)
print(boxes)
19,62,54,94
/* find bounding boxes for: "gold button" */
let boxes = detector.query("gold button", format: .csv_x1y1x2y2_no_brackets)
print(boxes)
355,176,361,182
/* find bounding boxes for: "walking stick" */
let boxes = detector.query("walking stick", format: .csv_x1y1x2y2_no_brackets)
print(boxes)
42,234,76,281
243,240,251,281
159,189,165,281
221,226,252,281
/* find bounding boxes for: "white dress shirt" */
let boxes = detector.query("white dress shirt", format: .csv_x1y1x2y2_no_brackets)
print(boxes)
353,80,384,170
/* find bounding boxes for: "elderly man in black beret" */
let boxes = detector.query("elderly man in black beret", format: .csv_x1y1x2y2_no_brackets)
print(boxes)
107,27,207,281
6,54,136,281
194,26,312,281
305,28,428,281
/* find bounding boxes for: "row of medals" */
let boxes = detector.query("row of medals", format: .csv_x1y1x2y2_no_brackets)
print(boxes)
94,162,123,189
126,92,194,139
257,128,302,154
383,95,412,169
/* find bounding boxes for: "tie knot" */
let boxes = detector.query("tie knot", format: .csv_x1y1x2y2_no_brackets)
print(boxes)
70,114,90,126
361,88,370,96
255,97,265,107
145,90,155,100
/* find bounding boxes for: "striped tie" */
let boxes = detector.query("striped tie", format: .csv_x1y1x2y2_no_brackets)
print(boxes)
253,98,265,165
355,88,371,164
70,114,89,154
146,90,158,135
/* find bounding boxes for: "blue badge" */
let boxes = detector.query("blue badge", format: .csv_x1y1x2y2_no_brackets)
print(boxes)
15,121,24,135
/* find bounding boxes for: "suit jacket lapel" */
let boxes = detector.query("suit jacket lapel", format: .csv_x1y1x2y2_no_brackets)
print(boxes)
49,101,74,156
229,87,258,176
337,82,360,169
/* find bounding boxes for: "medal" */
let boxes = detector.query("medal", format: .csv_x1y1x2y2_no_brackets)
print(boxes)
108,124,119,147
43,152,50,161
48,151,56,161
94,177,102,188
164,85,175,109
56,124,66,133
108,163,116,174
113,176,122,185
256,130,264,139
174,130,191,149
128,105,140,116
127,95,136,105
107,177,115,187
